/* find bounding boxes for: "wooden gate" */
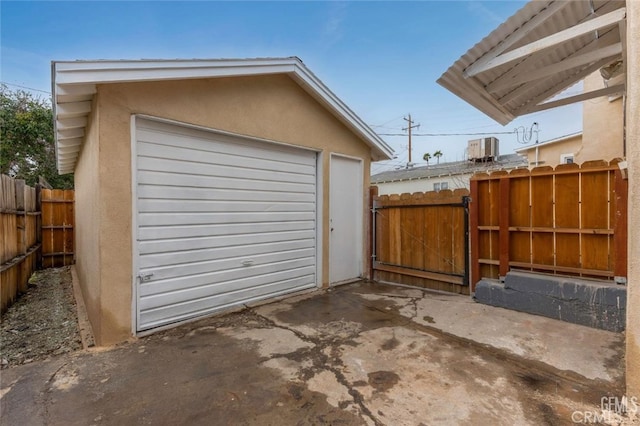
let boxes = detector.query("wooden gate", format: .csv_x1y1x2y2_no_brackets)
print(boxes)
371,188,470,295
41,189,74,268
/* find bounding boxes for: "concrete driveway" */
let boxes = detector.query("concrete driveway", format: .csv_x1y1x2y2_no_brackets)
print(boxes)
0,281,625,425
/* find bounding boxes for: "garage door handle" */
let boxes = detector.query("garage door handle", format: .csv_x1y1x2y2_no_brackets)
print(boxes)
331,228,334,232
138,273,154,282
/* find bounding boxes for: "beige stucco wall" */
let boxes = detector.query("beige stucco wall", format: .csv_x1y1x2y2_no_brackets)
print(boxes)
518,134,582,167
582,71,624,162
80,74,373,345
73,96,102,339
626,0,640,400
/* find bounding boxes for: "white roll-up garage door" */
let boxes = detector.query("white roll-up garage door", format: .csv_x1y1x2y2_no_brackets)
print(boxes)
134,118,318,331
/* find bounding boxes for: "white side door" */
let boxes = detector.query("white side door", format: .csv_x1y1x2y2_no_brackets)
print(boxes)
329,154,363,284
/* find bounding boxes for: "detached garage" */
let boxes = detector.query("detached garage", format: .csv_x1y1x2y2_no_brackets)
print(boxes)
52,58,393,345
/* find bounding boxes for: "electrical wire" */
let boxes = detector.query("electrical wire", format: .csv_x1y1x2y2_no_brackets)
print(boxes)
378,130,517,137
0,81,51,95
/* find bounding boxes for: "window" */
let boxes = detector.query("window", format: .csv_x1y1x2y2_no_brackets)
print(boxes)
433,181,449,192
560,153,574,164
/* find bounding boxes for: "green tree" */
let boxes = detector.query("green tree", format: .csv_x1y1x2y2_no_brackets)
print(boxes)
0,85,73,189
423,152,431,166
434,150,443,164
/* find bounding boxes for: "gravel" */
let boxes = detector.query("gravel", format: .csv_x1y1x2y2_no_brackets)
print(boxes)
0,266,82,368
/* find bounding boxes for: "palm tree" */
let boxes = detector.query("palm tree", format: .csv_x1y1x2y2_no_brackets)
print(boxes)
434,150,443,164
423,152,431,166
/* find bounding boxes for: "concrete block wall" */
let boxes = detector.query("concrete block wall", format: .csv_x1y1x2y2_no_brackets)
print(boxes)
474,271,626,332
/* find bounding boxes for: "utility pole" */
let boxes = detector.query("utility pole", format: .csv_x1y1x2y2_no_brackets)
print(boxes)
403,114,420,166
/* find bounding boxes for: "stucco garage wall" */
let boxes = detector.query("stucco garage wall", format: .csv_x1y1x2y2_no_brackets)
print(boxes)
73,98,102,338
89,74,372,345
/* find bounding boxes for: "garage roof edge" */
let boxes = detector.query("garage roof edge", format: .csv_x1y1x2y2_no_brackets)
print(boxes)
52,57,394,174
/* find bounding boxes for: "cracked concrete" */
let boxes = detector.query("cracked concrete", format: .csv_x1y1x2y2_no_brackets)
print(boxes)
0,281,626,425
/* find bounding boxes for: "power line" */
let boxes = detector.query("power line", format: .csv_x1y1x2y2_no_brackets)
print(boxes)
0,81,51,95
378,130,517,137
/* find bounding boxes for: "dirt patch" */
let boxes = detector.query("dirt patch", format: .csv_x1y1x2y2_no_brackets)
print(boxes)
0,266,82,368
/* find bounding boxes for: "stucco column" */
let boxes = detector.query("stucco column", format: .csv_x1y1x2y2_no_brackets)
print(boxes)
626,0,640,399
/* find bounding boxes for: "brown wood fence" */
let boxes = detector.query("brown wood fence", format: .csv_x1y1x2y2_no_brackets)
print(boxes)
1,175,41,313
469,160,628,290
41,189,75,269
371,187,470,295
1,175,75,313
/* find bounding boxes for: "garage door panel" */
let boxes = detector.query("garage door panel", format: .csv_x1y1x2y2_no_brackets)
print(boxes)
138,156,316,185
139,247,316,280
138,211,315,227
137,140,315,176
135,118,317,331
139,275,316,329
138,199,315,214
139,262,316,302
138,170,315,194
136,125,317,167
140,239,315,268
138,225,315,245
138,230,315,255
137,185,316,203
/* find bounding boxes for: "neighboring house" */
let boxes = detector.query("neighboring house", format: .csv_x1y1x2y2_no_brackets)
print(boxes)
517,72,624,168
515,133,582,166
52,58,393,345
371,154,527,196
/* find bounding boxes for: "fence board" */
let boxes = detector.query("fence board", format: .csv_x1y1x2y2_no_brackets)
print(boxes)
0,175,40,313
469,160,627,285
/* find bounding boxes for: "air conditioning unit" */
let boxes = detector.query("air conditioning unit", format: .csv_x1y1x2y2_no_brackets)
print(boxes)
468,137,499,161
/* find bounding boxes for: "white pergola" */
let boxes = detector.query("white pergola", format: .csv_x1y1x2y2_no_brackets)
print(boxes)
438,0,626,125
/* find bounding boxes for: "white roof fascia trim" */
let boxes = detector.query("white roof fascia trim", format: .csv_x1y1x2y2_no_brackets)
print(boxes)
55,62,297,85
465,7,627,77
522,83,625,114
463,0,570,78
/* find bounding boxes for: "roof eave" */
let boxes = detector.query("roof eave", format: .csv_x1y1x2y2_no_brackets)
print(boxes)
52,58,393,174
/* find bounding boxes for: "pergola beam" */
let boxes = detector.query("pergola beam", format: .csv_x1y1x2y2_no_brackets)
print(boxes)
521,83,625,114
498,55,617,106
488,43,621,93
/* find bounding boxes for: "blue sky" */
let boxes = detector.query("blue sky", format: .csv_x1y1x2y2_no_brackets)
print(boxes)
1,1,582,173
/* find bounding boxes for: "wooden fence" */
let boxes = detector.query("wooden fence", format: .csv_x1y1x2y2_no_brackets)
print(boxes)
1,175,41,313
41,189,75,269
469,160,628,290
371,187,470,295
1,175,75,313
